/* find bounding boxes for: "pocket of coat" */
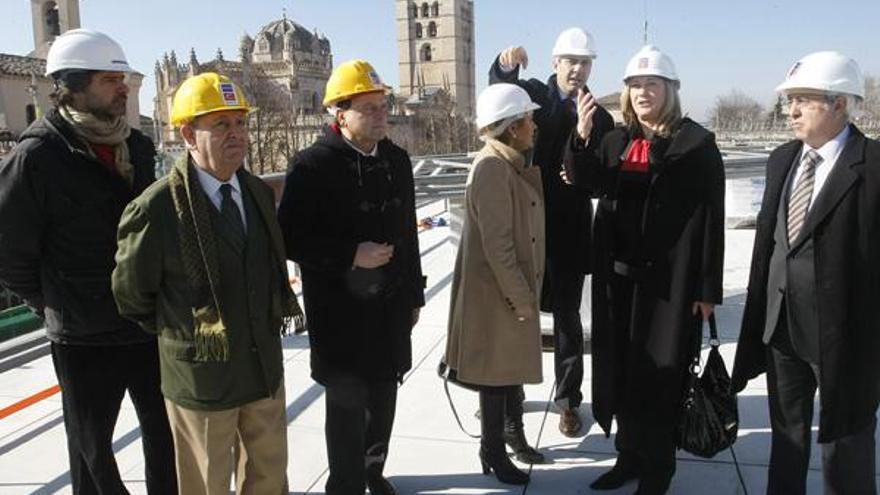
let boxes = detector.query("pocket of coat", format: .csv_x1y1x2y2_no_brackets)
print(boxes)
159,336,197,361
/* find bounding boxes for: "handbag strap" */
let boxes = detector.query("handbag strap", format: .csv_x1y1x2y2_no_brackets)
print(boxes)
708,313,720,347
441,376,481,439
689,313,721,374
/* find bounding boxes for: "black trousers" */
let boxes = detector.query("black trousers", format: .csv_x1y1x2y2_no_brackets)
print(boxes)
766,317,877,495
544,262,585,409
50,342,177,495
609,273,676,481
324,376,398,495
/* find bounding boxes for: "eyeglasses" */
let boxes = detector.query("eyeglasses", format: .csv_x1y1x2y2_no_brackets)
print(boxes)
348,102,389,117
786,94,836,108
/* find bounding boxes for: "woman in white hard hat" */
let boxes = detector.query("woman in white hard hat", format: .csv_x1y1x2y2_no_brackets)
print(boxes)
443,83,544,486
564,46,725,494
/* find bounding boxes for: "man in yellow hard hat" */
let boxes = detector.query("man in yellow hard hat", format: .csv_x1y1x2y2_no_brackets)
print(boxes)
112,72,304,495
278,59,425,495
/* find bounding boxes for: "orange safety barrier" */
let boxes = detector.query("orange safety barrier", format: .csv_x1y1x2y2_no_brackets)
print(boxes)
0,384,60,420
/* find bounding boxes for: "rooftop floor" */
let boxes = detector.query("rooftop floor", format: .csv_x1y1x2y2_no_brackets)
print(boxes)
0,212,875,494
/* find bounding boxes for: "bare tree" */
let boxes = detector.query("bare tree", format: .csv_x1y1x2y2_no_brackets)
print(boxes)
709,89,765,130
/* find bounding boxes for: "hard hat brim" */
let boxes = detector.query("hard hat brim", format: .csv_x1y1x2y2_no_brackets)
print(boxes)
475,101,541,130
552,50,597,59
774,81,863,99
323,86,391,108
173,105,256,127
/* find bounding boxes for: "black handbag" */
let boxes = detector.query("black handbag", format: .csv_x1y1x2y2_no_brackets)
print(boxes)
676,314,739,458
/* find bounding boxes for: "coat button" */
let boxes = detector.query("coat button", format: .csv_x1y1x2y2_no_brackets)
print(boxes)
646,261,654,268
250,346,257,352
531,237,536,243
531,201,536,207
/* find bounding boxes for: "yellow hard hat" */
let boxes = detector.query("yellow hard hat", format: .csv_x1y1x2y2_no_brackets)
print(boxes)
170,72,254,127
323,59,390,107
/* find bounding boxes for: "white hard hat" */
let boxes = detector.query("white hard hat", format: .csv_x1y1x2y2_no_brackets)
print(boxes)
552,28,597,59
623,45,679,86
775,51,864,99
45,29,133,76
475,83,541,130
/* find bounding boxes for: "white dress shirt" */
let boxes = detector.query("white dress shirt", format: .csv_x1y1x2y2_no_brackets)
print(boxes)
789,125,851,208
194,166,247,232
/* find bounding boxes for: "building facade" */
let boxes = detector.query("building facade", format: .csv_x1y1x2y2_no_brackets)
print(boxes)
154,14,332,172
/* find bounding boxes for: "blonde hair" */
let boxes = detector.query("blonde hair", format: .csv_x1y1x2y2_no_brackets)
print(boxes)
620,78,682,138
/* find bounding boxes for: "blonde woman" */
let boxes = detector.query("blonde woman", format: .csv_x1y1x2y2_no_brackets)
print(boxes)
564,46,725,495
444,83,544,486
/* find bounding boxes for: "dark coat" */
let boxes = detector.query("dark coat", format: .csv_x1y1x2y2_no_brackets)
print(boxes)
277,126,426,384
563,119,725,436
0,108,156,345
490,57,615,310
731,125,880,443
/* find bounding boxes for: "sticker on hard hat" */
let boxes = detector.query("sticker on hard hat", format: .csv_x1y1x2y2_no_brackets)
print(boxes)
219,83,240,106
638,58,650,69
787,62,802,78
368,71,384,86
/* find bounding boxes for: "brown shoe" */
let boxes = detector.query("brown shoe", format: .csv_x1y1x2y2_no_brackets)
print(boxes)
559,407,582,437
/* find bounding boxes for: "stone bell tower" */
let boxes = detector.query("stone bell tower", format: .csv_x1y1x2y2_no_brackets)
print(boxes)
30,0,82,59
396,0,475,117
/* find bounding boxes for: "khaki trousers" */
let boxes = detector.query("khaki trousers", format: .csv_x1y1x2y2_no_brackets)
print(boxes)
165,386,288,495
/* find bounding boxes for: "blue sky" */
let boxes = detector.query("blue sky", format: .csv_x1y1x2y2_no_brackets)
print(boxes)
3,0,878,121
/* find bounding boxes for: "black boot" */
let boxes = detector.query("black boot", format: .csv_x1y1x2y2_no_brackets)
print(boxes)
366,474,398,495
589,452,639,490
633,472,672,495
479,388,530,485
503,386,545,464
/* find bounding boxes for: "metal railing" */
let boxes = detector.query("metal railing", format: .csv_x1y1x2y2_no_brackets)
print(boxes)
259,150,769,204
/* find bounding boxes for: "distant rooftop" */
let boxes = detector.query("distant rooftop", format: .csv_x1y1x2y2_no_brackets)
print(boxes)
0,54,47,78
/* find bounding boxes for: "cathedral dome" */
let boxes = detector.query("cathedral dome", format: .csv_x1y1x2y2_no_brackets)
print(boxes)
254,17,330,56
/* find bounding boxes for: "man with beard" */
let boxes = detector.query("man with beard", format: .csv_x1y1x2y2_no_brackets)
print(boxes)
489,27,615,448
278,59,425,495
0,29,177,494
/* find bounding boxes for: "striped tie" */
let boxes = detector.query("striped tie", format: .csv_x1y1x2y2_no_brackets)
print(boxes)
787,149,822,244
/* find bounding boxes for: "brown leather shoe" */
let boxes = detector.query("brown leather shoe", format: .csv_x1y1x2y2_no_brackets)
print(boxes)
559,407,582,437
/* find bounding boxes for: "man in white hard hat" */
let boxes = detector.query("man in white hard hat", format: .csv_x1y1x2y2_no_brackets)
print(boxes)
489,27,615,446
732,51,880,494
0,29,177,493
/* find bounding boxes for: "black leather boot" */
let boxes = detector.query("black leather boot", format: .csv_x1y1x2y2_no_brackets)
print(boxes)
503,386,545,464
589,452,640,490
480,388,530,485
366,474,398,495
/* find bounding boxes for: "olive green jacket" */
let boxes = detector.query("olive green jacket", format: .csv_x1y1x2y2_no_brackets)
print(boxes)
112,165,291,410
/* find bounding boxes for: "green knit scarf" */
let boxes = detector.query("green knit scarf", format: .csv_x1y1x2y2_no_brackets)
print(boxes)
169,156,304,362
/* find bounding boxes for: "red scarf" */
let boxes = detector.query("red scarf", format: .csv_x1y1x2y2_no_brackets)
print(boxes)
89,143,119,175
621,138,650,173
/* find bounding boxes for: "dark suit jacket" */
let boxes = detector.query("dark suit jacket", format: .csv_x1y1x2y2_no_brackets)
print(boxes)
489,56,614,310
732,125,880,442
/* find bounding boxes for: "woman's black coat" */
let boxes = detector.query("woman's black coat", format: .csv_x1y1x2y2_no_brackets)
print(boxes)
563,118,725,437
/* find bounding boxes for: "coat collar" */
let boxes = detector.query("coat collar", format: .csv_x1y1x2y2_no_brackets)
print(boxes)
483,138,527,172
790,124,866,250
662,118,713,161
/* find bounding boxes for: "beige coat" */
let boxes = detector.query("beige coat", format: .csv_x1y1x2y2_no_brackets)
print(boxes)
445,139,546,386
